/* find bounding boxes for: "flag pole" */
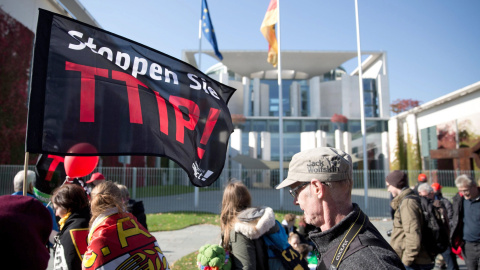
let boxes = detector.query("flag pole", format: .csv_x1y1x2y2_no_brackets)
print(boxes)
195,12,203,208
277,0,284,209
198,17,203,71
23,152,29,196
355,0,368,209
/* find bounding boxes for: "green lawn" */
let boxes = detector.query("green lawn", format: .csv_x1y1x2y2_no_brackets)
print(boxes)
133,185,219,198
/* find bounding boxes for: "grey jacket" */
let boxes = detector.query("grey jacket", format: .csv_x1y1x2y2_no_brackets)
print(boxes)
229,207,277,270
309,203,405,270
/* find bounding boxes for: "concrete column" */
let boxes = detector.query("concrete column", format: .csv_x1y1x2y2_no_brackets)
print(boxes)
343,131,352,154
248,132,258,158
290,81,300,116
253,78,260,116
309,76,321,117
335,129,344,150
316,130,327,147
381,131,389,172
301,131,317,151
261,132,271,160
242,77,250,116
388,118,399,169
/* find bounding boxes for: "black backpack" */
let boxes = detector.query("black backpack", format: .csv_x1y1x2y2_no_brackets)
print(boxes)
404,195,450,259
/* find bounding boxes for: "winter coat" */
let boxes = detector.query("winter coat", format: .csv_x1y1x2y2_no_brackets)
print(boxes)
228,207,277,270
450,192,464,250
309,203,404,270
435,192,454,228
83,208,169,270
390,188,432,266
53,207,90,270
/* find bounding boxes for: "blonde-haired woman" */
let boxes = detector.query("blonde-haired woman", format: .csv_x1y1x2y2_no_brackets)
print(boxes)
220,180,283,270
83,181,170,270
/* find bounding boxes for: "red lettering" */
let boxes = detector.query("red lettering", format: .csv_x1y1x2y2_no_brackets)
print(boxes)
65,62,108,122
111,71,145,124
170,96,200,144
200,108,220,145
46,155,65,181
154,92,168,135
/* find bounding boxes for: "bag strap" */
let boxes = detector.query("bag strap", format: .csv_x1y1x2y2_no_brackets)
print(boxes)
317,210,366,270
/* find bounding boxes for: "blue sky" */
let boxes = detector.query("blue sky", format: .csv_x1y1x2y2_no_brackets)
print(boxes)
78,0,480,106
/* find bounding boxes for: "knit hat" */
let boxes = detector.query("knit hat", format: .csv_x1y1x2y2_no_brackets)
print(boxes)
0,195,52,270
276,147,352,189
418,173,427,182
431,182,442,192
386,170,408,189
87,172,105,184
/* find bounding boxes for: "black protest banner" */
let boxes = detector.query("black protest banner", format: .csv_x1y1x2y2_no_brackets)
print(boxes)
27,9,236,187
34,154,66,203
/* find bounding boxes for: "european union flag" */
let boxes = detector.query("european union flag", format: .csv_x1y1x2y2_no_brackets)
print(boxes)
201,0,223,60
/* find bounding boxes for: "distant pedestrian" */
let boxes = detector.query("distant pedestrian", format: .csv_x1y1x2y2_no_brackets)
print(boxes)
387,170,434,270
276,147,404,269
413,173,428,196
425,183,459,270
116,183,148,230
12,170,59,245
450,174,480,270
220,180,284,270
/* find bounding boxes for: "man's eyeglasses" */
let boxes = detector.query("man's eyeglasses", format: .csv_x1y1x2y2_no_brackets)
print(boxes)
289,182,310,198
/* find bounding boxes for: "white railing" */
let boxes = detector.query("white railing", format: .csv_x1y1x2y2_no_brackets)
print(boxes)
1,165,477,219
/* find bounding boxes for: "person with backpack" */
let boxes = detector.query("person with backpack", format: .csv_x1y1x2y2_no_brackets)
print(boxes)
418,183,458,270
387,170,434,270
220,180,306,270
276,147,404,270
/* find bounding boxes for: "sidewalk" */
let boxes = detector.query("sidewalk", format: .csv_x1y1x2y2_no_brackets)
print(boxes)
152,224,221,264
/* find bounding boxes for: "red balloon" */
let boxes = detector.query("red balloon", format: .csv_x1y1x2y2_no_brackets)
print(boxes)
64,143,99,178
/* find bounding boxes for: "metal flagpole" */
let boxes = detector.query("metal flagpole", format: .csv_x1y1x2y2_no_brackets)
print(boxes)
194,11,203,209
277,0,285,209
355,0,368,209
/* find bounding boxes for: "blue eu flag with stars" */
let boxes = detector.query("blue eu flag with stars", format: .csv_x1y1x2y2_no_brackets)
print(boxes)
201,0,223,60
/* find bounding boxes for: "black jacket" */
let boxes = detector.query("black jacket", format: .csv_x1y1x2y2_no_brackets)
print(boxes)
309,204,405,270
127,199,148,230
53,207,90,270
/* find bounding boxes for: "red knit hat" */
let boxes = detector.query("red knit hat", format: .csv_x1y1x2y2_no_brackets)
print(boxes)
87,172,105,184
418,173,427,182
431,182,442,191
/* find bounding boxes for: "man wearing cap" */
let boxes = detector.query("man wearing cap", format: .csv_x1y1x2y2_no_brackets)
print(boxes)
387,170,434,270
413,173,428,196
276,147,404,270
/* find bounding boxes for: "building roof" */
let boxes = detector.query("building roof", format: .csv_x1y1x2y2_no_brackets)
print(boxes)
183,50,383,80
392,81,480,119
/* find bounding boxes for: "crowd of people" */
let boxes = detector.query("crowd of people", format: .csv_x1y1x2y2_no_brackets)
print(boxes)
3,146,480,270
5,170,169,270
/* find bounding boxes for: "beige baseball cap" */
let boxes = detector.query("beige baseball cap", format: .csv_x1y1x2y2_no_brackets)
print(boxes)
276,147,352,189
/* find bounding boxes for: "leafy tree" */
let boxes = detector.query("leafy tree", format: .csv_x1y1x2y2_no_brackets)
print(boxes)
330,113,348,130
390,99,421,114
0,9,34,164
